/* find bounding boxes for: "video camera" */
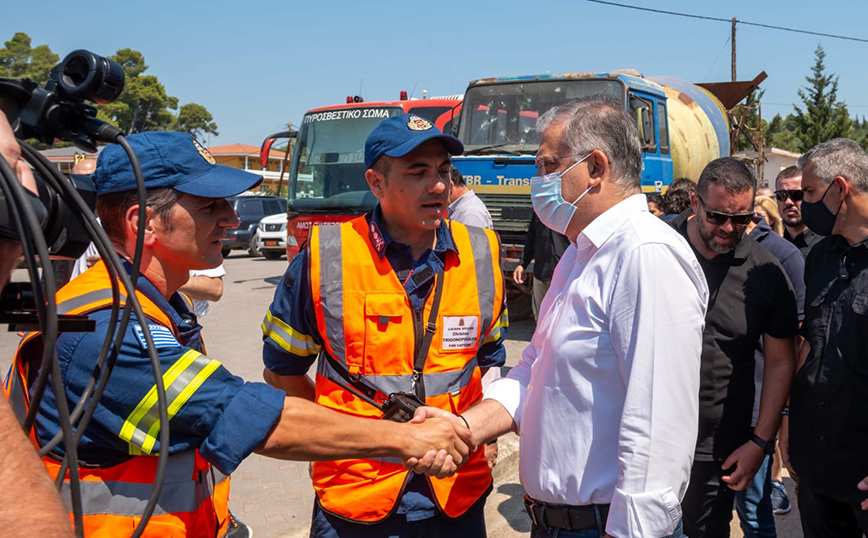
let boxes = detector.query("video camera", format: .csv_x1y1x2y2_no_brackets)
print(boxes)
0,49,180,537
0,49,124,258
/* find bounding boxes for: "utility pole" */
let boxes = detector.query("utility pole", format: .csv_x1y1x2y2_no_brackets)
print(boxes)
731,17,737,82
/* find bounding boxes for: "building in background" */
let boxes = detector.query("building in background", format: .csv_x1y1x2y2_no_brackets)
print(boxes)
736,147,800,189
208,143,288,193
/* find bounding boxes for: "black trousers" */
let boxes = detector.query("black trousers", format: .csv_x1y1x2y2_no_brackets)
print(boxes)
798,481,868,538
682,460,736,538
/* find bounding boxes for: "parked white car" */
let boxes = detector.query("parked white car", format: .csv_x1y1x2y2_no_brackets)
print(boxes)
254,213,288,260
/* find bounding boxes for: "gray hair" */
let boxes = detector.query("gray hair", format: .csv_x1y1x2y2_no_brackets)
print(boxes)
696,157,756,198
797,138,868,194
536,94,642,194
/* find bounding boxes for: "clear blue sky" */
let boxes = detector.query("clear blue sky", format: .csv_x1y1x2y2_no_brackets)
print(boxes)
4,1,868,147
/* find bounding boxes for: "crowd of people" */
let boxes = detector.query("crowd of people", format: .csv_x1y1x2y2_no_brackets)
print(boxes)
1,94,868,538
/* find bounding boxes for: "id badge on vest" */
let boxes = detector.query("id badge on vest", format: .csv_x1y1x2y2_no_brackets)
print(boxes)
441,315,479,350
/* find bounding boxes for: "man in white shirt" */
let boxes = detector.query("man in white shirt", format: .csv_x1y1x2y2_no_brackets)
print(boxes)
447,166,493,229
407,95,709,538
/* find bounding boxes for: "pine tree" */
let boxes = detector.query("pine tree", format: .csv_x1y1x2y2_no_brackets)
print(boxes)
792,44,851,151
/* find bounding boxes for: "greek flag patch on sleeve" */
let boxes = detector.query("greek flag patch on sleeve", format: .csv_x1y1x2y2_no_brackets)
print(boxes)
133,324,179,350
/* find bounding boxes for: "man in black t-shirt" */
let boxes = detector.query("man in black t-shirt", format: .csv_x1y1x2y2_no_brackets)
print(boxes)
675,158,799,538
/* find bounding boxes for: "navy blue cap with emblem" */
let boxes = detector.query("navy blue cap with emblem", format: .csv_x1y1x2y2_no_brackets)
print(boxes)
93,131,263,197
364,113,464,169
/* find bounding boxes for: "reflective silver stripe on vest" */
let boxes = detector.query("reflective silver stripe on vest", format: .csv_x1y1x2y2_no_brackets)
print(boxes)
465,226,496,335
58,451,217,517
317,225,346,362
318,355,478,398
57,288,125,315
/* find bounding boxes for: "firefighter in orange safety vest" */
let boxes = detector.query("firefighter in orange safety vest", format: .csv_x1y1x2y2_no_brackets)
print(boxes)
261,114,509,537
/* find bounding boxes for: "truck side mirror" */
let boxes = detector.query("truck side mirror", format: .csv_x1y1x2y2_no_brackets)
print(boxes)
640,108,653,146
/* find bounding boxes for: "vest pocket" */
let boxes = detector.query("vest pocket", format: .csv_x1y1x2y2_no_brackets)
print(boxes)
363,292,410,375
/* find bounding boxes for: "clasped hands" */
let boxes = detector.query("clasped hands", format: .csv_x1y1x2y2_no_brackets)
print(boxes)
399,406,478,479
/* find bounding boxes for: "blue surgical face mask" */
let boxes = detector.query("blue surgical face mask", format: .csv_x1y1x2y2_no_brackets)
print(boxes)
530,153,592,234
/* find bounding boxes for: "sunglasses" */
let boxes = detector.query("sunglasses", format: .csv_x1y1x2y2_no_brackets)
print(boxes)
696,195,754,227
774,189,805,202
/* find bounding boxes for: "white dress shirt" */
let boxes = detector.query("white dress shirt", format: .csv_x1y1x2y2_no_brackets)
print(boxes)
485,194,708,538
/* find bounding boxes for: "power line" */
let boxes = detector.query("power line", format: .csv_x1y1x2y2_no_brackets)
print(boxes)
702,35,731,83
582,0,868,43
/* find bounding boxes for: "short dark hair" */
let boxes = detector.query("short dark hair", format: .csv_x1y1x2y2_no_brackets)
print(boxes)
645,193,663,206
371,155,392,177
775,165,800,184
663,189,691,214
97,188,181,243
450,165,465,187
696,157,756,198
667,177,696,195
662,178,695,214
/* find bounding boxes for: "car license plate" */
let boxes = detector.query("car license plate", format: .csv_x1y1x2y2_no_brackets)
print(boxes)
265,241,278,246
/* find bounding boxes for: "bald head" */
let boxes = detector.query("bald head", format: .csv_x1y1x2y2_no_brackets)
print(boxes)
72,159,97,175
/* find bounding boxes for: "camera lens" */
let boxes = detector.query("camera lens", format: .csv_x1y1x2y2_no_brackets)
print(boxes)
56,50,124,105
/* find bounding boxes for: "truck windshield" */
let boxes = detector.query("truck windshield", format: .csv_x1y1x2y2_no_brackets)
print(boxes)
289,107,403,212
458,79,623,153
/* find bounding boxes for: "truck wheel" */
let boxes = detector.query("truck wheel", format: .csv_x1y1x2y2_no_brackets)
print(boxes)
248,237,262,257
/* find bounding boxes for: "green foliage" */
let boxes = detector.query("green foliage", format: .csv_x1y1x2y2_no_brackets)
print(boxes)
94,47,218,137
792,44,852,152
176,103,219,139
97,49,181,134
0,32,59,85
765,114,801,152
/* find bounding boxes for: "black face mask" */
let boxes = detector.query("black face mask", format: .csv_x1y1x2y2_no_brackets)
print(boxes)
801,181,841,236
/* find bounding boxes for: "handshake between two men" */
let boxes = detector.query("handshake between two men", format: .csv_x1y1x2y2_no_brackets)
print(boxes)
399,404,510,478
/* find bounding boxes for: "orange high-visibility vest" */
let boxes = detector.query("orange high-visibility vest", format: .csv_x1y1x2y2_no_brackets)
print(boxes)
4,261,230,538
308,216,505,522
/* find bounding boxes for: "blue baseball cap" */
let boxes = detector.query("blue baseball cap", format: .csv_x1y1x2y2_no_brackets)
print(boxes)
364,113,463,169
93,132,263,197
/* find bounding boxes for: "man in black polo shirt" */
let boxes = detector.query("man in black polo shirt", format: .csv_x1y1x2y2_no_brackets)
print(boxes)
674,158,799,538
775,165,825,257
784,138,868,537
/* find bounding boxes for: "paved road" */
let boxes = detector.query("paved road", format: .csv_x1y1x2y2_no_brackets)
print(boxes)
0,253,804,537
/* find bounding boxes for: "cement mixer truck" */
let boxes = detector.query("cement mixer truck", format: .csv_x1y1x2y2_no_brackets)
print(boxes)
450,70,765,316
451,69,766,267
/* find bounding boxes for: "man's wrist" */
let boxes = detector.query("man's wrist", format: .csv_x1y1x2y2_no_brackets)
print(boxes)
749,432,775,455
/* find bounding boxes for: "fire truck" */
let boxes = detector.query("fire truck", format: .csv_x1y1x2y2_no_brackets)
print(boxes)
259,93,462,260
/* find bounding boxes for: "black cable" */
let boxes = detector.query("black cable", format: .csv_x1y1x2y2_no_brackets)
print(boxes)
18,145,126,455
581,0,868,43
0,153,84,536
113,135,171,538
